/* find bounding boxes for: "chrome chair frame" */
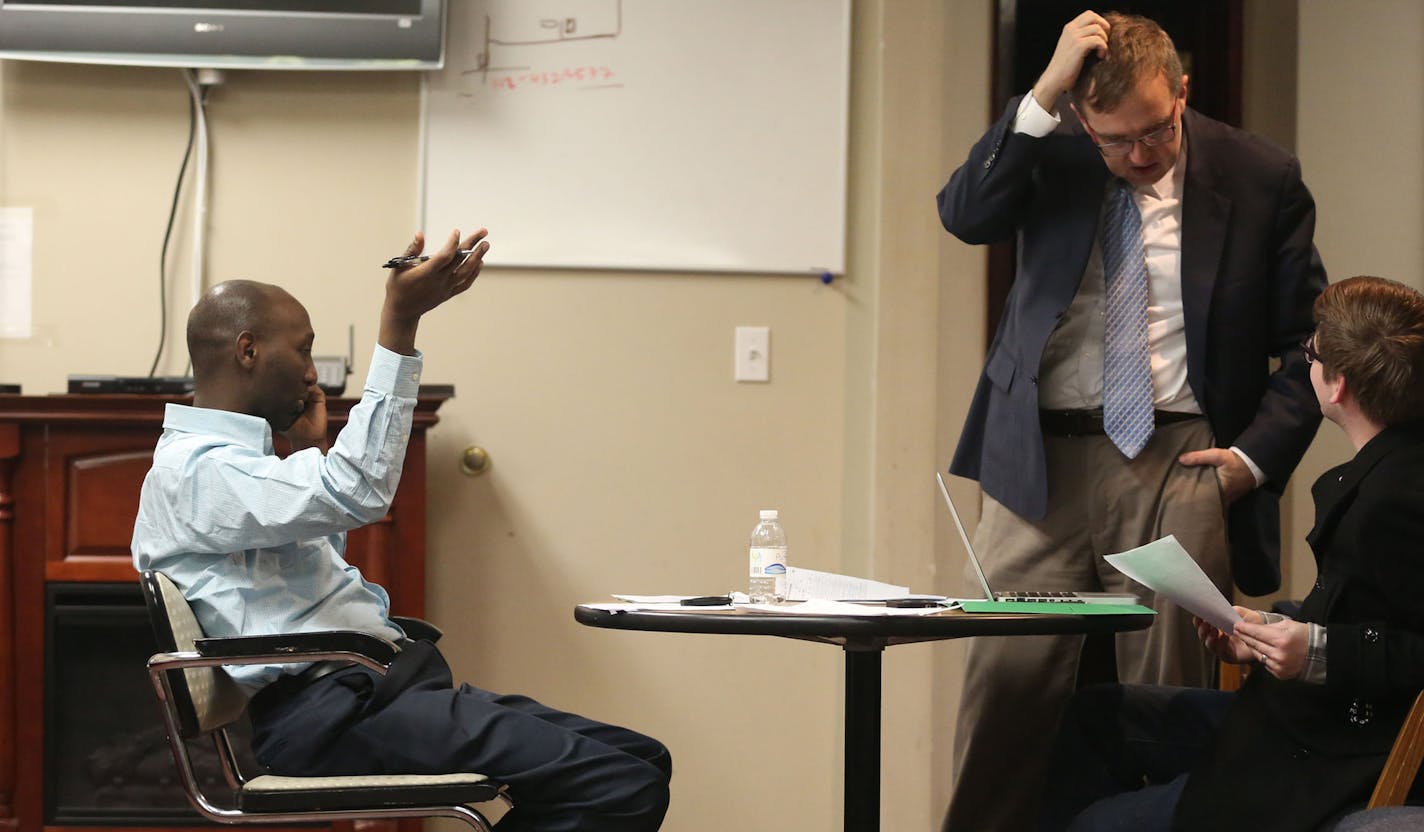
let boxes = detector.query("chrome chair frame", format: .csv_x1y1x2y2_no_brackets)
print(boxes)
141,570,509,830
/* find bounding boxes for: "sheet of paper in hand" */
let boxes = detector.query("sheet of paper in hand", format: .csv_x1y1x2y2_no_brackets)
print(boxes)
1103,535,1243,633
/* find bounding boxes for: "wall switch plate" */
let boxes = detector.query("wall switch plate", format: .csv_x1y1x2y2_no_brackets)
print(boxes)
735,326,770,382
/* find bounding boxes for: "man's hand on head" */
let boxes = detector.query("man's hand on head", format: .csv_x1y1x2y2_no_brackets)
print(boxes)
379,228,490,355
1033,10,1110,112
284,384,329,453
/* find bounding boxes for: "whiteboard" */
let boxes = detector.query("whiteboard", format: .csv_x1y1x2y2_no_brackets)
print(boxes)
421,0,850,274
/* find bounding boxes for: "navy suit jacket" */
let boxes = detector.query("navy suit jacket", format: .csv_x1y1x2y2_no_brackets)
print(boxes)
1174,421,1424,830
937,98,1326,595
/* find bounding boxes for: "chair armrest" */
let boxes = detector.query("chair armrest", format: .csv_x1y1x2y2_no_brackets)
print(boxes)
194,630,402,666
391,616,443,643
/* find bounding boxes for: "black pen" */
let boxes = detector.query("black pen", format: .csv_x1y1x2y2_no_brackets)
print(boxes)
382,248,478,269
680,595,734,606
885,598,947,608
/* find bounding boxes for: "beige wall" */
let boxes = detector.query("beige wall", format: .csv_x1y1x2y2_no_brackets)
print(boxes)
1299,0,1424,291
3,0,1419,828
1242,0,1298,153
1281,0,1424,603
1231,0,1424,607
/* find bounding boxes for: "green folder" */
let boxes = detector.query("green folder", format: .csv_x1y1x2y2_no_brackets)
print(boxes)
958,601,1157,615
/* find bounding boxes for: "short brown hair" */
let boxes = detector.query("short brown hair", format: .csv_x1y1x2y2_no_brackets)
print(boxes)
1072,13,1184,113
1313,276,1424,426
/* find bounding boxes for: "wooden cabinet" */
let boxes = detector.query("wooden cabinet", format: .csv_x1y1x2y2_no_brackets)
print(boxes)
0,393,446,832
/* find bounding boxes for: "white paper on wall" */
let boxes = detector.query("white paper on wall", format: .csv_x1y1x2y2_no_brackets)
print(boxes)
0,206,33,339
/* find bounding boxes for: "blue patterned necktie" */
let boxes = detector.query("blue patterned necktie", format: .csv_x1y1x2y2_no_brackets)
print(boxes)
1102,180,1154,458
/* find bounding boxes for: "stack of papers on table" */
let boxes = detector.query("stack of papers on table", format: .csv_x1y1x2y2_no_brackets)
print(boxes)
588,595,737,612
737,598,944,617
592,568,932,616
782,566,910,601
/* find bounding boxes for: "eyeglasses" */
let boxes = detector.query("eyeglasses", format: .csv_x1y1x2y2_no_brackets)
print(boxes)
1301,336,1321,365
1092,120,1178,157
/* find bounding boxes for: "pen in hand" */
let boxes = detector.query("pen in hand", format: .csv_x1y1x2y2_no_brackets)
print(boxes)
382,248,479,269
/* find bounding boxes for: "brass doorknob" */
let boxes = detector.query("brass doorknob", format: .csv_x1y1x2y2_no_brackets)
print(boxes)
460,445,490,477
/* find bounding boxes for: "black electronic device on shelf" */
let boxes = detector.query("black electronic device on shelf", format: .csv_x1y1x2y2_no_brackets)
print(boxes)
66,376,452,398
67,375,194,395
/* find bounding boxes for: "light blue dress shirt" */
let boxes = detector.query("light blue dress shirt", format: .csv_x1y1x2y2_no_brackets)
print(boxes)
132,345,422,692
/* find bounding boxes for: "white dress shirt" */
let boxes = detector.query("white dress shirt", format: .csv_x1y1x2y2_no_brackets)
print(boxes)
1011,94,1264,483
131,345,421,692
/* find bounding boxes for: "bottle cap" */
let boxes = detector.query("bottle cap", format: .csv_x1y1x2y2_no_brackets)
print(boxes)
759,509,778,520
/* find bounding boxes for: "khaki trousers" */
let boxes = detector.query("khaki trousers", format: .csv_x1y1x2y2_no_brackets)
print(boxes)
941,418,1231,832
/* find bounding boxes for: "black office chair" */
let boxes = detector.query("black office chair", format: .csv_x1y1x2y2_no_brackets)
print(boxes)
140,569,510,830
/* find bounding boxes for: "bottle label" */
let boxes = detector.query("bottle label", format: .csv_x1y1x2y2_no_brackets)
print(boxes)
750,547,787,577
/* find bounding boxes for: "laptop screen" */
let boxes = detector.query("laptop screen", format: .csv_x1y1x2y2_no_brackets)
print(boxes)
936,472,994,601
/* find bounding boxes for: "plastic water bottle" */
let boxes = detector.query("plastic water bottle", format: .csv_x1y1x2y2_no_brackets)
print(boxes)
749,509,788,603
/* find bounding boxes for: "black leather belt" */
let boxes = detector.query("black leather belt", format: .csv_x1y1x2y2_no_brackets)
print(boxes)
1040,408,1202,437
291,636,416,685
293,659,353,685
250,661,357,716
251,637,416,716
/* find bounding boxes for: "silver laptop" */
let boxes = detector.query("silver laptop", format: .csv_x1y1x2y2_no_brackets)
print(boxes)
936,472,1140,604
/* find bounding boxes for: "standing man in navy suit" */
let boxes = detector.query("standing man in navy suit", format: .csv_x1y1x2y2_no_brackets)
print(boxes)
936,11,1326,830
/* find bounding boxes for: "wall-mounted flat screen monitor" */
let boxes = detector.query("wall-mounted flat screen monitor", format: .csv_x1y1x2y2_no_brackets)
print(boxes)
0,0,445,70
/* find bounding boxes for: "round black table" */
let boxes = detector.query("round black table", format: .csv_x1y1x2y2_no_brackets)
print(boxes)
575,604,1154,832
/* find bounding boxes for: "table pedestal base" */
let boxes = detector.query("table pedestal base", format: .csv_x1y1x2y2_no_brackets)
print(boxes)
844,646,882,831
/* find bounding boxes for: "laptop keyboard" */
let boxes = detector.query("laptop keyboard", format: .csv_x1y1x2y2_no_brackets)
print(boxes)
997,591,1085,602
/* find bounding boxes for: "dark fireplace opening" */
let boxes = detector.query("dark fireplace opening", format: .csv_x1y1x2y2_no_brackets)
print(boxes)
44,582,258,826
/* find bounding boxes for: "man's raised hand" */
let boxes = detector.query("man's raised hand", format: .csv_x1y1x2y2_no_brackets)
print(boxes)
379,228,489,355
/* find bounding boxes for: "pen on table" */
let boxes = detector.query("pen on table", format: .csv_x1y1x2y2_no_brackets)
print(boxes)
885,598,947,608
680,595,734,606
382,248,479,269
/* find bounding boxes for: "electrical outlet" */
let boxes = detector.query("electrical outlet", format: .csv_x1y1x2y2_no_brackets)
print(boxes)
735,326,770,382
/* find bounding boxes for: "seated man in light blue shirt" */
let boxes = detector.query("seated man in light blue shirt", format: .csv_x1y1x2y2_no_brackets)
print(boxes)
132,228,671,832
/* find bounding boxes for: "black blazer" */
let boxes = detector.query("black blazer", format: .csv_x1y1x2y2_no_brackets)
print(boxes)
1174,421,1424,830
936,98,1326,594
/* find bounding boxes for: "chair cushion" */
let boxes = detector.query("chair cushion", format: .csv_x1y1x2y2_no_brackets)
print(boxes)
154,572,248,734
239,772,502,812
1335,807,1424,832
